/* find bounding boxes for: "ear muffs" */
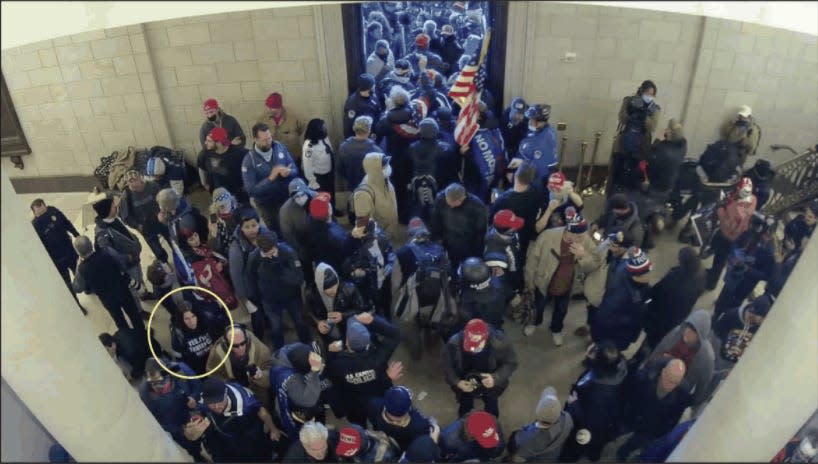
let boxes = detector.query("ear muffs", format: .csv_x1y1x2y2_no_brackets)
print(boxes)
221,323,249,351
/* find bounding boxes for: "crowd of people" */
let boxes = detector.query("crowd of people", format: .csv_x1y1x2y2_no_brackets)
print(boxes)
29,1,817,462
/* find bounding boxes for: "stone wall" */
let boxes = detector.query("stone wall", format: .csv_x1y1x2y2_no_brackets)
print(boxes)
506,3,818,169
2,2,816,179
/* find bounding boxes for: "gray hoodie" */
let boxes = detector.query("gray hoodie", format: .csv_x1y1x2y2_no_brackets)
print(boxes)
511,411,574,462
648,309,715,406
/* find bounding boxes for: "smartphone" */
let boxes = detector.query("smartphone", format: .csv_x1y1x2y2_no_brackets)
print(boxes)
557,122,567,131
593,231,602,241
209,213,217,223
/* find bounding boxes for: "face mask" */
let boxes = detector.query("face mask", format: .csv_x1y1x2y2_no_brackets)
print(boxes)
207,114,218,122
383,165,393,178
294,194,309,207
642,94,654,105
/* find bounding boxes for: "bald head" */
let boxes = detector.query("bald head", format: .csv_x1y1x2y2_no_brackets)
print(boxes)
660,359,686,392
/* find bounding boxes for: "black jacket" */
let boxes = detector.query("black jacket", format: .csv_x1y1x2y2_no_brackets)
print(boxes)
437,35,464,75
644,266,705,348
32,206,79,266
646,139,687,193
199,146,248,198
565,359,628,436
307,218,353,272
74,250,132,300
501,109,529,160
325,316,401,403
442,328,518,392
490,186,548,257
595,201,645,250
430,191,488,258
198,111,246,148
246,240,304,302
366,397,434,451
343,92,382,138
622,361,691,439
305,281,369,327
113,327,163,378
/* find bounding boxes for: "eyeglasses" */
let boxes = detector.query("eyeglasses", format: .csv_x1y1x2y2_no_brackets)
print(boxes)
149,377,168,387
232,340,248,349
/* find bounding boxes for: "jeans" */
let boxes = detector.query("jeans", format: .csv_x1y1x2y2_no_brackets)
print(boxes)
264,297,312,349
455,388,500,418
534,289,571,333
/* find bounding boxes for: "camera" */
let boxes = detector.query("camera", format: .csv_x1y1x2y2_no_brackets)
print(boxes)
246,364,259,378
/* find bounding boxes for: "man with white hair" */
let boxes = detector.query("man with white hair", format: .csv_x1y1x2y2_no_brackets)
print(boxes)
283,420,341,462
721,105,761,166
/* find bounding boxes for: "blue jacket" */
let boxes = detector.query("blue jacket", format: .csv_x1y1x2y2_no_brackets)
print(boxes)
138,361,200,442
591,277,651,350
517,125,559,183
241,142,298,205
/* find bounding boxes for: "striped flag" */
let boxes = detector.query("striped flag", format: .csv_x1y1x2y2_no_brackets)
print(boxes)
452,57,487,146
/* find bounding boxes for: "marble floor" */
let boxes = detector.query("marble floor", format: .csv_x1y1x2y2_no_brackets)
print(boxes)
18,189,731,461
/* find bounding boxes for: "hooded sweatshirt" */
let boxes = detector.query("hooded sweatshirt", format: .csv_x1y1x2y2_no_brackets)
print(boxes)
366,39,396,81
511,411,574,462
354,152,401,244
647,309,715,407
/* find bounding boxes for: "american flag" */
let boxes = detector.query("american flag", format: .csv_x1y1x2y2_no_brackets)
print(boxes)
451,55,487,146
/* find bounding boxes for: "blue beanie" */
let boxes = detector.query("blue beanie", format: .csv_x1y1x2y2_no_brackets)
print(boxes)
346,319,371,352
384,386,412,416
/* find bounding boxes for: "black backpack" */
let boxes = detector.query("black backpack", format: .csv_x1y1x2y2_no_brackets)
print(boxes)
699,140,740,182
407,241,447,308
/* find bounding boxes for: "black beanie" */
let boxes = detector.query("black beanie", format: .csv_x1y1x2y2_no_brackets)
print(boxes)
92,198,114,217
322,268,339,290
287,343,312,373
609,194,629,210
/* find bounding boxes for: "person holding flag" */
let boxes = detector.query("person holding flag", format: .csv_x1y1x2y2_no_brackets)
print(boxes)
448,30,505,203
508,104,560,188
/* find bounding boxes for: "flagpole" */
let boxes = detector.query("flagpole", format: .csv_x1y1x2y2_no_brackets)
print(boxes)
458,28,493,182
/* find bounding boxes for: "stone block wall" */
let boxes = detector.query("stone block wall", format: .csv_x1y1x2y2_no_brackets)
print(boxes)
1,26,171,176
2,2,816,179
144,6,329,165
509,3,818,169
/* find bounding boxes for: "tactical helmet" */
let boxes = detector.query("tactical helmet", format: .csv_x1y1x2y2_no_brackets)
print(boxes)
459,257,491,290
525,104,551,122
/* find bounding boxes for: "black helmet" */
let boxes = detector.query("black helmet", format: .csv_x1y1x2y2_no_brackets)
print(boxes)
459,257,491,290
525,103,551,122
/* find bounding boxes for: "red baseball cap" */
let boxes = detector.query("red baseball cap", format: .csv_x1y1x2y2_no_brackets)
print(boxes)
265,92,283,109
466,411,501,449
548,172,566,190
415,33,430,48
463,319,489,353
336,427,362,457
203,98,219,111
493,209,525,231
209,127,229,146
309,196,330,221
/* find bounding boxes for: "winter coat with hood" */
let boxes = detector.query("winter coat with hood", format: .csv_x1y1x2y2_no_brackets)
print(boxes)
510,411,573,462
577,241,618,308
484,226,524,292
306,263,370,341
205,329,271,403
721,117,761,165
644,265,706,348
269,343,331,438
595,201,645,250
647,309,715,407
565,358,628,442
366,40,395,82
279,195,312,261
255,108,305,162
227,221,271,301
409,119,450,183
615,95,661,157
354,152,401,244
590,272,651,350
442,328,519,393
524,226,602,297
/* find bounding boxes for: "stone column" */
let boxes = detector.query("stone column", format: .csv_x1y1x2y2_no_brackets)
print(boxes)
0,170,189,462
669,231,818,461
